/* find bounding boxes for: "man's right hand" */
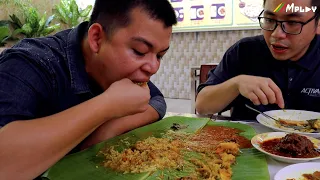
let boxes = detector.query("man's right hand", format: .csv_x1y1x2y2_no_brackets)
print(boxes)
235,75,285,108
103,78,151,118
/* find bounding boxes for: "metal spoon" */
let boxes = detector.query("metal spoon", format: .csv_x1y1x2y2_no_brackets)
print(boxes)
245,104,279,122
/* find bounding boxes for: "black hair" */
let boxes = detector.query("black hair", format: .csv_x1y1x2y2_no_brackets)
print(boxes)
89,0,177,38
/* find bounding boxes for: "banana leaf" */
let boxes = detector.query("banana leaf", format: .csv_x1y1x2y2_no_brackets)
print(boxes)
42,116,269,180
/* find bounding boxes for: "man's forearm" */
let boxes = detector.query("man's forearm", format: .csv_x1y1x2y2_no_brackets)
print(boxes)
0,94,115,180
80,105,159,149
196,77,239,115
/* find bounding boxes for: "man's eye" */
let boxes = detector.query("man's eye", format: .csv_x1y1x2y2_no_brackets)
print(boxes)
286,21,299,25
265,18,274,23
157,55,163,60
133,49,145,56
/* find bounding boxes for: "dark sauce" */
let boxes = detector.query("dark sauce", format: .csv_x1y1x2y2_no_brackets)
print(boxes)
261,138,320,158
192,126,252,148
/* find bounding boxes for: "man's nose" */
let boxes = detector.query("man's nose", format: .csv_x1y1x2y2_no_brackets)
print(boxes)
271,23,287,38
141,55,160,75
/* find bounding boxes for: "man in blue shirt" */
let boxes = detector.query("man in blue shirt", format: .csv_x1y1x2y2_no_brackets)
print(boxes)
0,0,177,179
196,0,320,120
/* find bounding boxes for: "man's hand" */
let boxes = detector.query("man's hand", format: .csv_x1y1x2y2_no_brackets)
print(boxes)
103,78,150,118
235,75,285,108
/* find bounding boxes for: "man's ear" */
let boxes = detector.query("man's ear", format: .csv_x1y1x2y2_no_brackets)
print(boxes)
87,23,106,53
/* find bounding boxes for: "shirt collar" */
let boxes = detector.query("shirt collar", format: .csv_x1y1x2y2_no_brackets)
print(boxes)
66,22,91,94
293,35,320,71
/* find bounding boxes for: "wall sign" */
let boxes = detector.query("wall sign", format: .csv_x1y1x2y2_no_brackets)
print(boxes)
170,0,263,32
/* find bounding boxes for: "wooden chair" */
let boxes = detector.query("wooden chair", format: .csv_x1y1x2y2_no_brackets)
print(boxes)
200,64,218,84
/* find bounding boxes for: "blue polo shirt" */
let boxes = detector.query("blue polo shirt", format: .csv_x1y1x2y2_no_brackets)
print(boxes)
198,35,320,120
0,22,166,128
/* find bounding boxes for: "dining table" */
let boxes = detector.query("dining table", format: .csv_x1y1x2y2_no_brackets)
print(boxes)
164,112,320,180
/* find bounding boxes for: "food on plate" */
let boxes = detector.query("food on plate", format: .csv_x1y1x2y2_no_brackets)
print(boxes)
278,119,308,127
260,133,320,158
275,119,320,133
286,171,320,180
98,125,252,180
307,119,320,129
302,171,320,180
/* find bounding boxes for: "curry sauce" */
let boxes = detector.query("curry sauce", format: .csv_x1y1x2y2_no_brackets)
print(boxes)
260,134,320,158
192,126,252,149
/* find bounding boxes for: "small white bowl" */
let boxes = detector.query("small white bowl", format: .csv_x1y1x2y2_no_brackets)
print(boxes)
251,132,320,163
274,162,320,180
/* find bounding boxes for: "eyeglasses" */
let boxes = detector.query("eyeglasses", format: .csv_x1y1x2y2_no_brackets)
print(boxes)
258,10,318,35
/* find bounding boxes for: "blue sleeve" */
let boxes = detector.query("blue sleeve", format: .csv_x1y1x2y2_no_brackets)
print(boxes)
0,54,52,127
147,81,167,120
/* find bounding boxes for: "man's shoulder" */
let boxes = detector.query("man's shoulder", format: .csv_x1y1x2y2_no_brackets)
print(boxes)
1,28,73,70
10,29,72,59
0,29,76,87
225,35,268,55
314,35,320,51
236,35,265,47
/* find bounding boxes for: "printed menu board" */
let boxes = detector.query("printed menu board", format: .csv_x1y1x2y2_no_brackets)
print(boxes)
170,0,264,32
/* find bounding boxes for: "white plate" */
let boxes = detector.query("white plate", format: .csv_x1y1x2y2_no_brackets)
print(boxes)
256,109,320,138
274,162,320,180
251,132,320,163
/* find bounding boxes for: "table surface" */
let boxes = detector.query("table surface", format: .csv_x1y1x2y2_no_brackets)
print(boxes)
165,112,320,180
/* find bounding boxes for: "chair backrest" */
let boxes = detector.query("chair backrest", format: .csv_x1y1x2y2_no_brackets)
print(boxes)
197,63,231,116
200,63,218,84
